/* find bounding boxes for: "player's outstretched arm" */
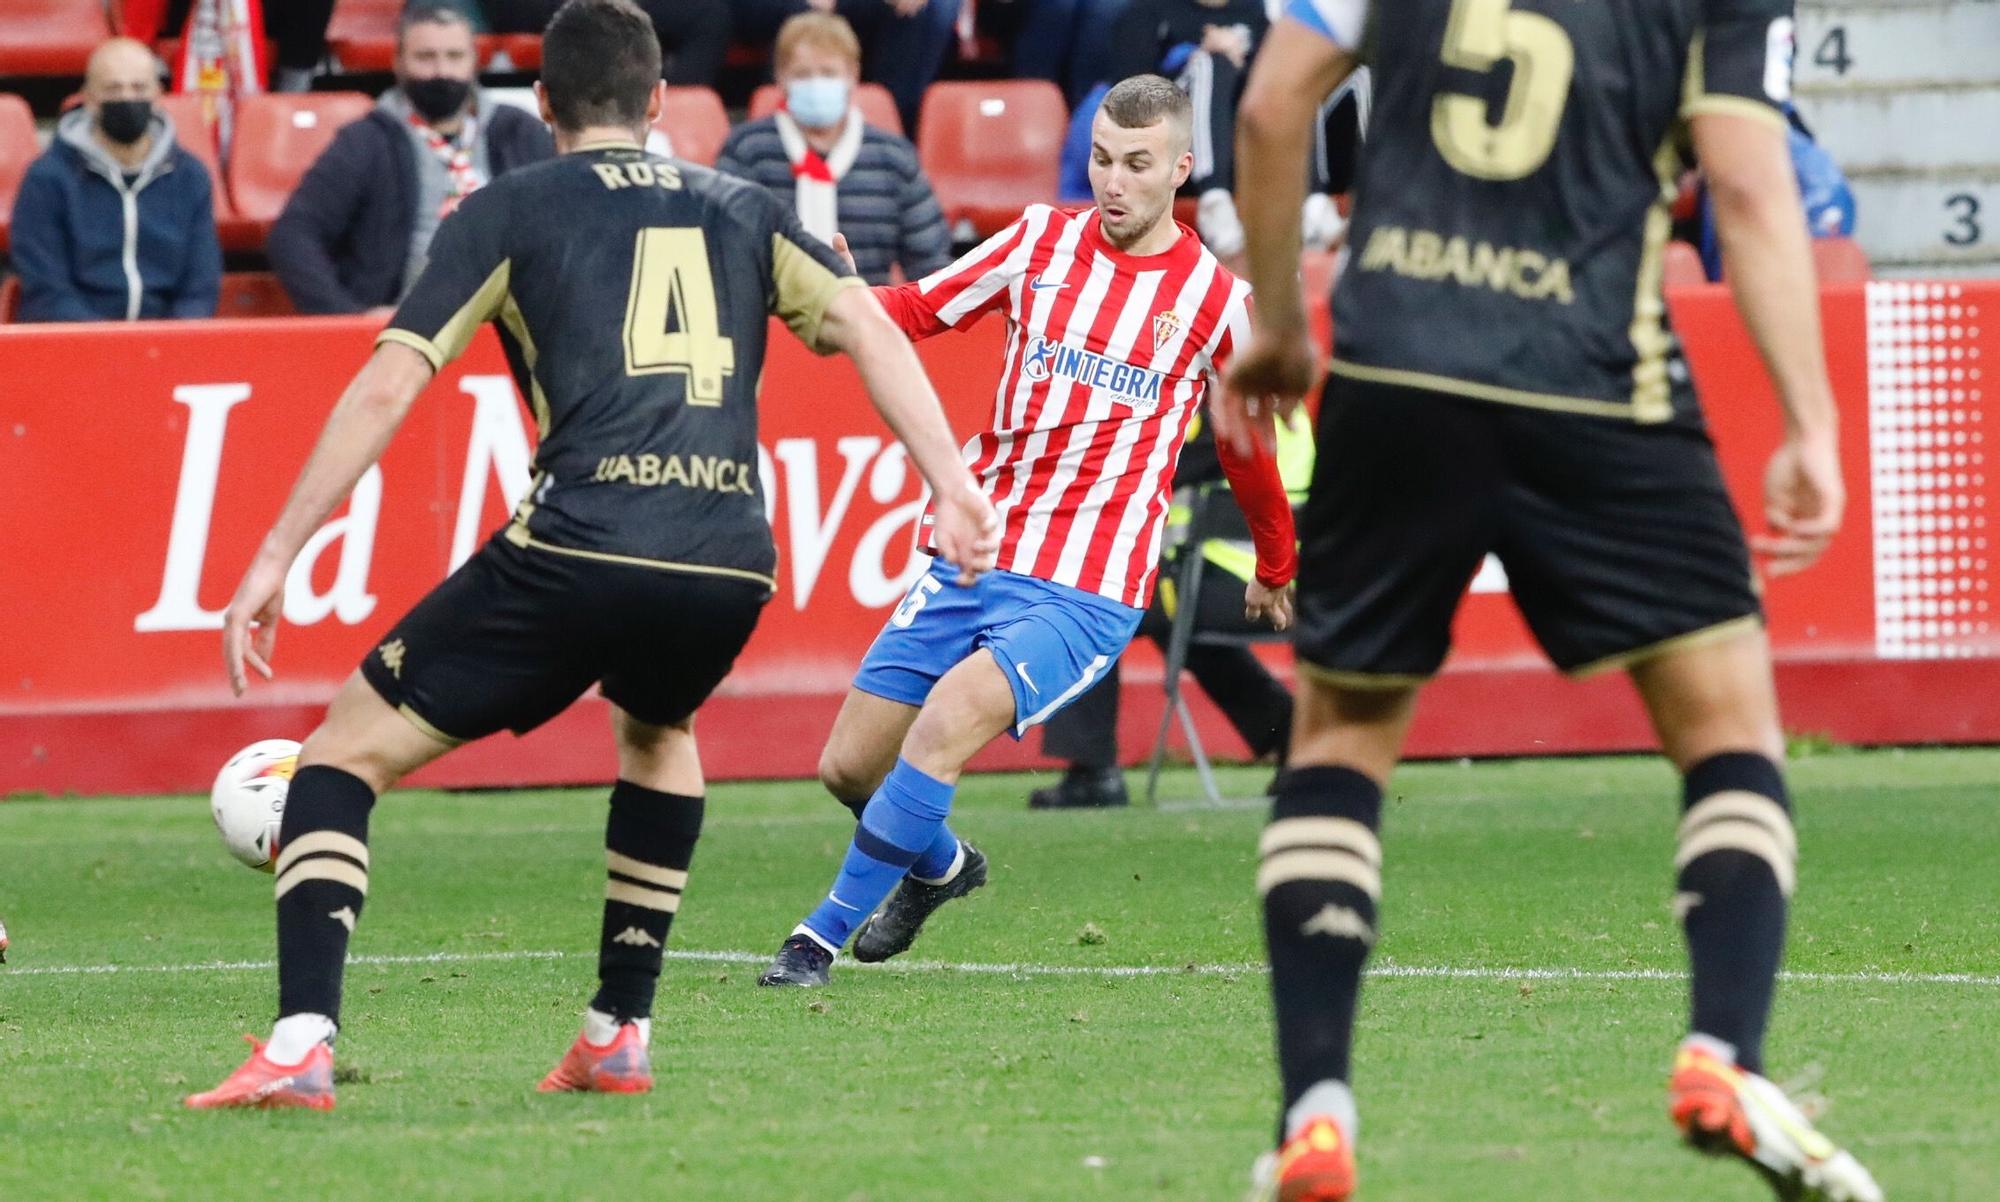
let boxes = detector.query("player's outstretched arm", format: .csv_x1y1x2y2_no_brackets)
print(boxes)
1693,112,1843,575
818,285,1000,583
221,343,435,695
1218,18,1357,455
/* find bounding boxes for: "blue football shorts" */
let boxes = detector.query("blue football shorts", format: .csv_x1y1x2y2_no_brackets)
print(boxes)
853,558,1144,738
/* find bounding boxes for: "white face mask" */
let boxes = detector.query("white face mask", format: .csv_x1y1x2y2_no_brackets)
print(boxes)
785,76,851,128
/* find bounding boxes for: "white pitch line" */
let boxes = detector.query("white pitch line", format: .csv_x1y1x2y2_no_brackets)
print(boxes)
5,948,1997,988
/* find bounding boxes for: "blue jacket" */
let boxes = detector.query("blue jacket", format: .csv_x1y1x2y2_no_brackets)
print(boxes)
11,107,221,322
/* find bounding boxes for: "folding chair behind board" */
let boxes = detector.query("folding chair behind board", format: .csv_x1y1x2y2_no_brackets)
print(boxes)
1144,485,1291,809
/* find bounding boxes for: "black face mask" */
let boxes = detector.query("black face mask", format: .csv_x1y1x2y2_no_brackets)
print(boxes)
97,100,153,146
404,76,472,123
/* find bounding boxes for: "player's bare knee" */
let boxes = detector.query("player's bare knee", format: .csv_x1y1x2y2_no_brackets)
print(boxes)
817,746,879,805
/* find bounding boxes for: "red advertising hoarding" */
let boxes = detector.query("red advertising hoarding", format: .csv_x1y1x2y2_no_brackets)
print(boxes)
2,281,1996,794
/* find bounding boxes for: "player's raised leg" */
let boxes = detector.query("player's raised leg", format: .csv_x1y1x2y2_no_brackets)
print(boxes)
186,671,455,1111
760,651,1015,986
1630,633,1881,1202
540,707,707,1094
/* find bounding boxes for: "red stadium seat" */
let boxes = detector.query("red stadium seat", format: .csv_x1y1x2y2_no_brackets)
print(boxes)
496,35,541,71
746,83,904,138
216,271,297,318
654,87,728,167
326,0,402,72
0,0,111,77
917,81,1066,238
148,93,260,250
1662,239,1707,288
1812,236,1870,283
0,94,40,254
227,92,374,237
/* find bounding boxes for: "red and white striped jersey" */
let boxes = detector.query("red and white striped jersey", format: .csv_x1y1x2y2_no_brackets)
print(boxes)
875,204,1293,608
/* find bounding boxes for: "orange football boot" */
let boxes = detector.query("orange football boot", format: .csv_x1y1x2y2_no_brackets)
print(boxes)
1268,1115,1356,1202
537,1022,653,1094
185,1035,335,1111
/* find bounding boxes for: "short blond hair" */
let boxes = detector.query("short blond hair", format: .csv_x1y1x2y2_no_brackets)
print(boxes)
776,12,861,73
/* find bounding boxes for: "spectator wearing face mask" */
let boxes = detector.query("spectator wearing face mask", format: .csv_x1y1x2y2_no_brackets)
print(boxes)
10,37,221,322
716,13,950,286
732,0,962,137
267,4,555,315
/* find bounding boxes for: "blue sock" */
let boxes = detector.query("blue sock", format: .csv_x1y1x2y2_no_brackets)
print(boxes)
801,759,956,949
910,824,961,882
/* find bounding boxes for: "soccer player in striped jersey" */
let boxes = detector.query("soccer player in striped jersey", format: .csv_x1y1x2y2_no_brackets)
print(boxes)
758,74,1300,987
1221,1,1881,1199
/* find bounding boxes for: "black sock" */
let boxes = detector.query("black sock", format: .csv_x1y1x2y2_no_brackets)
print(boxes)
274,765,376,1023
1676,752,1794,1075
1262,765,1383,1116
836,793,868,823
590,781,705,1023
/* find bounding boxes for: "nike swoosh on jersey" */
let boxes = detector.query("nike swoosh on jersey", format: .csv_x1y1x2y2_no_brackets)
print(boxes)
1027,277,1066,292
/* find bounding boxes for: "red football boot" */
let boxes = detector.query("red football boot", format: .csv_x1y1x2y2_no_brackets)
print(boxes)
537,1022,652,1094
185,1035,335,1111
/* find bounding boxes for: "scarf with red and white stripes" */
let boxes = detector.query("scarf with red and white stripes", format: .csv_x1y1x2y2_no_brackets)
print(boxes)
773,107,862,246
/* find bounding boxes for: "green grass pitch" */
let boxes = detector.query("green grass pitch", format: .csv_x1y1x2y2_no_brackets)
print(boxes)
2,750,1997,1200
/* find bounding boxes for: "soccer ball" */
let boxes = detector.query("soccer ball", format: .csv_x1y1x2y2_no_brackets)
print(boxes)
210,739,301,872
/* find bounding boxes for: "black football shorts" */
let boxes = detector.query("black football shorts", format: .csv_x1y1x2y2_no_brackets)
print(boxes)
1294,376,1762,683
361,534,769,742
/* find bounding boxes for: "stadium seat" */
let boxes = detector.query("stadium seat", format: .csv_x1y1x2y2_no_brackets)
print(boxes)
227,92,374,237
654,87,729,167
326,0,402,73
917,81,1066,238
0,0,110,77
1662,240,1707,287
746,83,904,138
495,35,541,71
145,93,261,250
0,94,40,254
215,271,296,318
1813,236,1870,283
0,275,18,323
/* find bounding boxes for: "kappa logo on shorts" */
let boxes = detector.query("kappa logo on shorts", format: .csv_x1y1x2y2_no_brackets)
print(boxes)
377,639,407,679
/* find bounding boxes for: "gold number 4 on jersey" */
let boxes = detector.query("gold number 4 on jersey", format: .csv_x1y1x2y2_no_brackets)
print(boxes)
623,226,737,405
1431,0,1576,181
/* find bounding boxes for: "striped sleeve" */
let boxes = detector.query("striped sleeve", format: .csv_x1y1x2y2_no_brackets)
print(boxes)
895,206,1047,333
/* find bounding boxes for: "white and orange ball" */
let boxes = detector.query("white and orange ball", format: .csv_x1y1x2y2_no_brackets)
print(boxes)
210,739,301,872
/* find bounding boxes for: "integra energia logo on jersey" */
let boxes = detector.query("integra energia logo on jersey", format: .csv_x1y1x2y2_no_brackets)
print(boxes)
1019,336,1166,412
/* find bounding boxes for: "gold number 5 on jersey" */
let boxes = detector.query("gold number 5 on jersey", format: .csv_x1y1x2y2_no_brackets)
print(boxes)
623,227,738,405
1430,0,1576,181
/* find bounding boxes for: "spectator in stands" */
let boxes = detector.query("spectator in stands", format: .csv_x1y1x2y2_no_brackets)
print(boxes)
733,0,963,136
977,0,1133,107
717,13,951,285
485,0,732,87
10,38,220,323
268,5,554,315
1107,0,1344,257
161,0,337,92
